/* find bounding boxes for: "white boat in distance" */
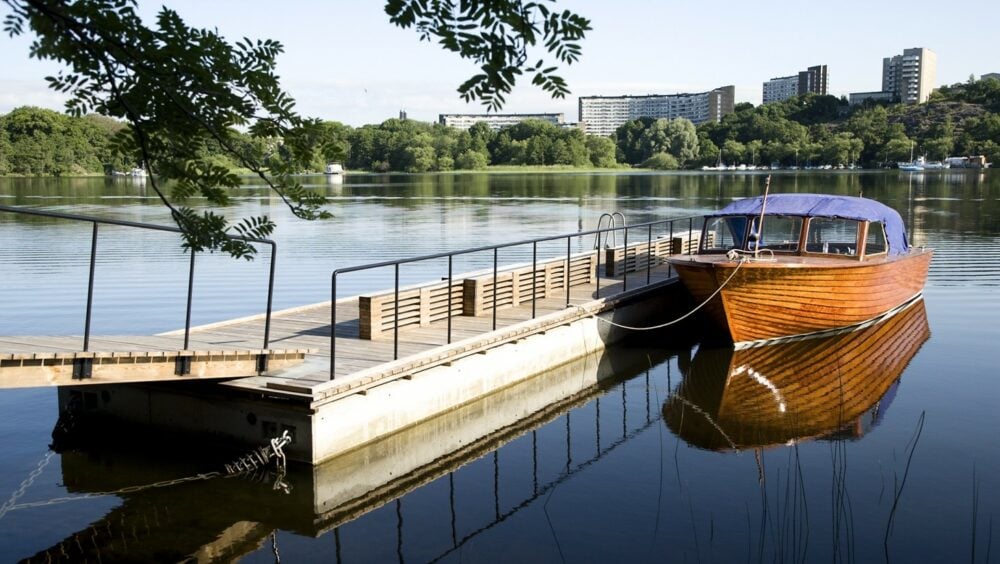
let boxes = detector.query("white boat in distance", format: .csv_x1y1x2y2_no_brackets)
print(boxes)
922,160,950,170
324,162,345,175
898,156,949,171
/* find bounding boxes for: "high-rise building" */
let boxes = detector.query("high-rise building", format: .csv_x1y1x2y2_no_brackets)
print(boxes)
438,113,564,131
762,75,799,105
762,65,829,104
799,65,829,96
982,73,1000,82
578,86,735,137
882,48,937,104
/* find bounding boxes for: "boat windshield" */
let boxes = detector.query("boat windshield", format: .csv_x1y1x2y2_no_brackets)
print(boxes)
866,221,888,255
701,216,749,252
749,215,803,252
701,215,804,254
805,218,860,256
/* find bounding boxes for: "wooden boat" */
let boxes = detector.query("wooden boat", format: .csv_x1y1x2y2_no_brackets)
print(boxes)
667,193,932,346
662,297,930,451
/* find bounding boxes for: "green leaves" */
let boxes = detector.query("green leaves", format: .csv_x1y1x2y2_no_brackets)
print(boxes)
6,0,591,258
171,207,273,260
385,0,590,111
3,0,331,259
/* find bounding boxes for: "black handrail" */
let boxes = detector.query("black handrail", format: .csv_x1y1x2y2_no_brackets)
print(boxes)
329,215,702,379
0,205,277,361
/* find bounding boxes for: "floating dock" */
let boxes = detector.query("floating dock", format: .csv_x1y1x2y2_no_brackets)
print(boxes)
0,205,702,464
54,262,687,463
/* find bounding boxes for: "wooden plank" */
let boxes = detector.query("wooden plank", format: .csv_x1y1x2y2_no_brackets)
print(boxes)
0,350,310,389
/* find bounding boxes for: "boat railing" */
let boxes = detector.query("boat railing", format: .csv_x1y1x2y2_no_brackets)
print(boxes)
0,205,277,376
329,215,703,379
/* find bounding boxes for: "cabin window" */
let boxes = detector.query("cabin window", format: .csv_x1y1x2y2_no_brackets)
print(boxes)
701,216,748,253
805,218,860,255
749,215,803,252
865,221,888,255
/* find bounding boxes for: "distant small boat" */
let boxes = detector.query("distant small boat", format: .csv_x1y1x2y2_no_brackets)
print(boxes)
897,142,931,171
324,162,345,175
899,156,948,171
667,192,933,346
111,166,147,178
702,154,725,171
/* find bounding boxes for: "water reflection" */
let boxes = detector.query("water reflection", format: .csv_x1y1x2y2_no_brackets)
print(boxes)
3,171,999,561
14,342,682,562
664,299,930,450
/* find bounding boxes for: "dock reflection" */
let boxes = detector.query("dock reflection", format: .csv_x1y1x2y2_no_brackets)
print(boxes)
20,340,685,562
663,298,930,450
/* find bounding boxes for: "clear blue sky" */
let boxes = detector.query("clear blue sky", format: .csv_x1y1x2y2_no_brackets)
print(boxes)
2,0,998,126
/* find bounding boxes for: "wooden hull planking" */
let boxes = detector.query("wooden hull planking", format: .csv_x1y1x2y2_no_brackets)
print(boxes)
668,249,932,344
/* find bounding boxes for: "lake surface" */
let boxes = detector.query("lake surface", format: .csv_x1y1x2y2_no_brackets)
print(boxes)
0,170,997,562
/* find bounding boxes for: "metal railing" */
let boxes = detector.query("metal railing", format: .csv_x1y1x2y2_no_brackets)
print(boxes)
329,215,702,379
593,211,626,249
0,205,277,376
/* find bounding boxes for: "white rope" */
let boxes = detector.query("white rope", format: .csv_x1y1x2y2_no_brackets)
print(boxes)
574,257,746,331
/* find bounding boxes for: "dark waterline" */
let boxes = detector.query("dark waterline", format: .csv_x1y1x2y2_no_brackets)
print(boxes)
0,171,998,562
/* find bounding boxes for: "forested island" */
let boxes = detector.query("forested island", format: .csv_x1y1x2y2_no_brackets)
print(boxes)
1,76,997,176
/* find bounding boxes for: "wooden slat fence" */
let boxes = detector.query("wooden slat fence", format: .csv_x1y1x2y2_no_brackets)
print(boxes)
464,252,596,317
603,230,706,277
359,252,597,339
359,280,464,340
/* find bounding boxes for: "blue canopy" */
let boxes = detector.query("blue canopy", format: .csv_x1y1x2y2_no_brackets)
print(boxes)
711,194,909,255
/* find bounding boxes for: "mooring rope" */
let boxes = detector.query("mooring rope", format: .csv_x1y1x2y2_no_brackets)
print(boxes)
573,257,747,331
0,431,293,520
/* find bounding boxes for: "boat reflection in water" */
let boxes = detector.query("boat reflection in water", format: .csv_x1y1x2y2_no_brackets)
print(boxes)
663,298,930,450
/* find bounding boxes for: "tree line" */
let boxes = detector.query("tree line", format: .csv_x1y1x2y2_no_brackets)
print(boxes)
615,76,1000,169
3,77,997,176
0,106,130,176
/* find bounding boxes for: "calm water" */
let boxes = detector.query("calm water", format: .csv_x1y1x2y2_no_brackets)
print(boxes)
0,171,998,562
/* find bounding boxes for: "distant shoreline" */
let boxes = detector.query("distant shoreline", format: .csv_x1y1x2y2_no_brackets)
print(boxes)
2,166,990,180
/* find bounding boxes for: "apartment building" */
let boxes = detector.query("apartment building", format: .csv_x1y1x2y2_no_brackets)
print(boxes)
882,48,937,104
848,91,897,106
438,113,564,131
762,65,829,104
578,86,735,137
762,75,800,104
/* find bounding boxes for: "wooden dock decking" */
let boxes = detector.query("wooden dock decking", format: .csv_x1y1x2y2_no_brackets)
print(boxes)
0,262,678,397
195,262,678,403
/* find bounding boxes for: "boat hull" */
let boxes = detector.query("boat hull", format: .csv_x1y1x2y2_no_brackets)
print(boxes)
667,249,932,345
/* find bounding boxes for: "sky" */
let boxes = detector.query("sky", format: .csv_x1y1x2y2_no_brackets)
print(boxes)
2,0,998,126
